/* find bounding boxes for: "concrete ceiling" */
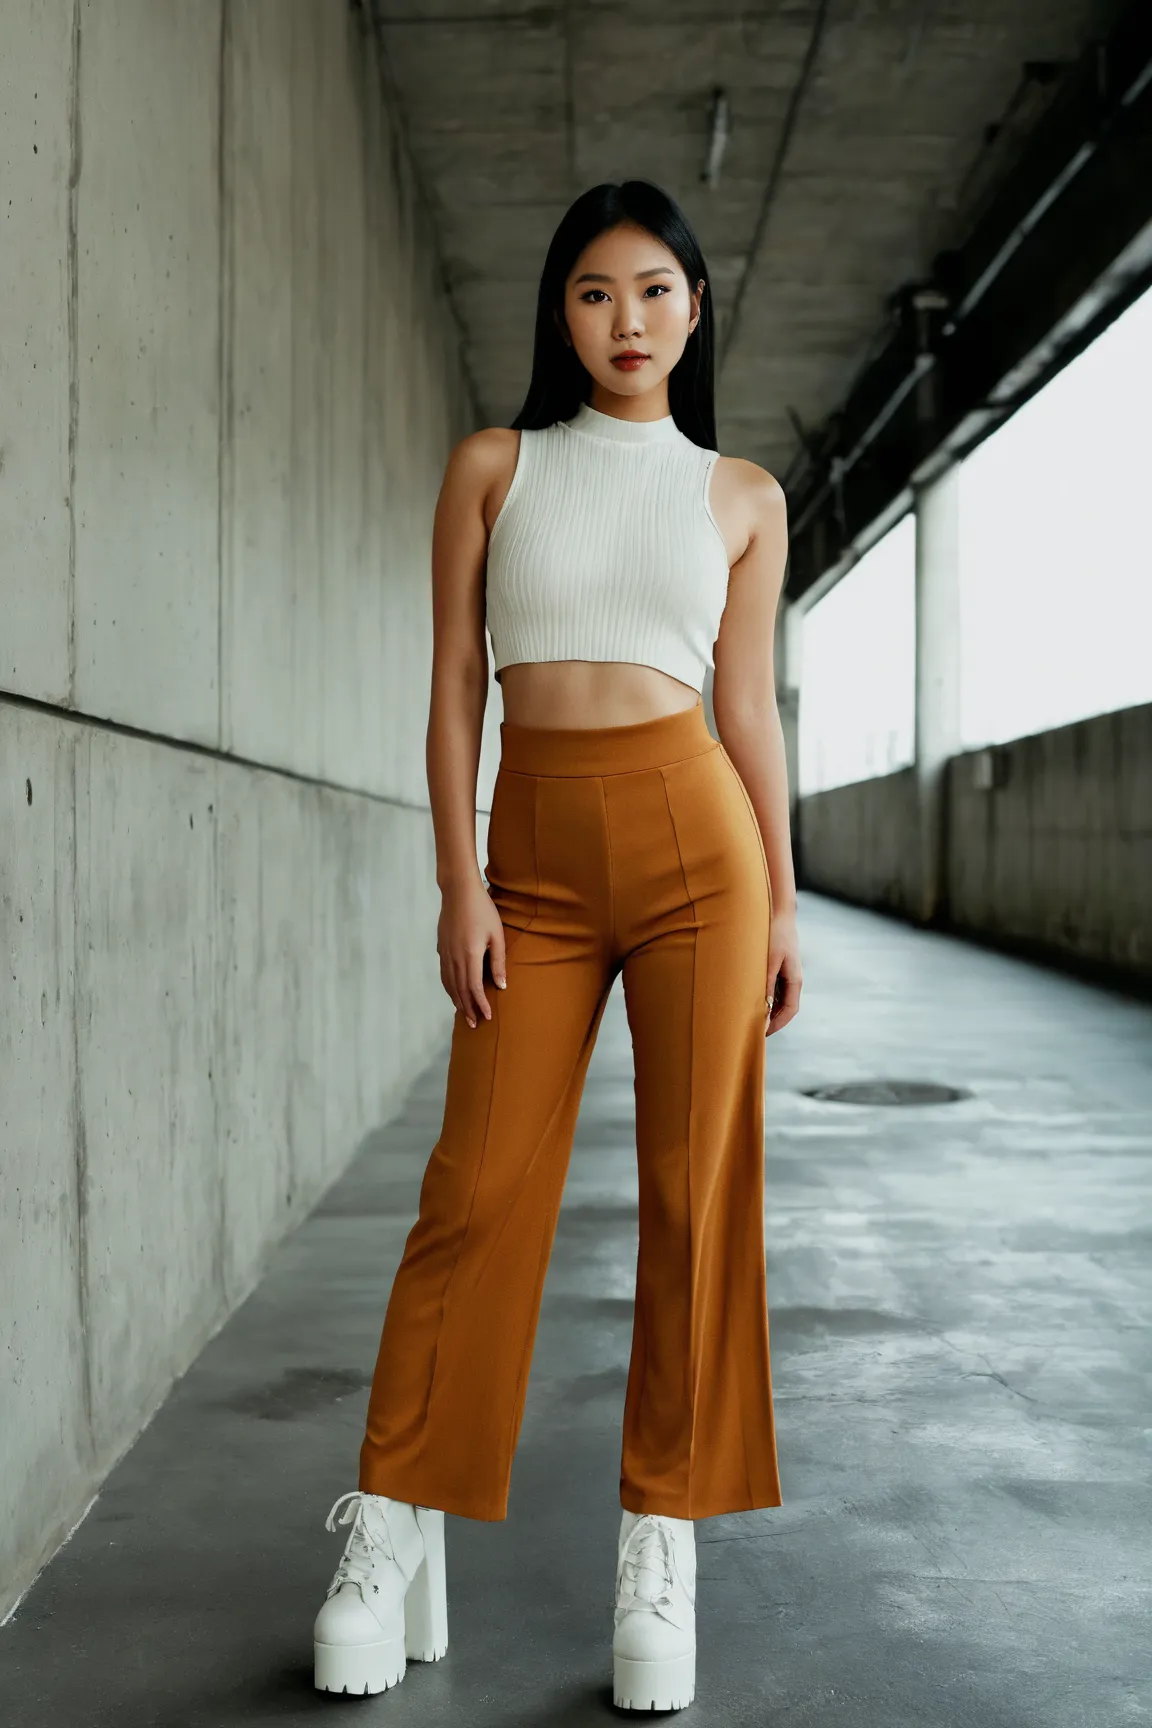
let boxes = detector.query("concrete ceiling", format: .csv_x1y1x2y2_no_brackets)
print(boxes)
375,0,1119,475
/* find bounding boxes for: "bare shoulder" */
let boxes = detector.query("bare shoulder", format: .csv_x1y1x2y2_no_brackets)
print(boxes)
449,425,521,518
454,425,521,461
711,455,787,565
442,426,522,529
715,454,786,519
448,425,520,483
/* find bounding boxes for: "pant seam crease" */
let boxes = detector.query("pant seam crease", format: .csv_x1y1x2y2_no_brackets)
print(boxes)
659,767,700,1518
498,973,615,1494
531,773,541,924
685,924,699,1518
599,775,617,954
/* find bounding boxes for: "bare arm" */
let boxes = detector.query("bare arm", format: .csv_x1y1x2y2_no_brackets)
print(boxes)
711,464,802,1036
426,427,518,1027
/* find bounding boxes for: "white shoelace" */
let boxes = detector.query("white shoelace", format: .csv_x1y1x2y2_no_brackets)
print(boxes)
617,1516,676,1616
324,1490,395,1599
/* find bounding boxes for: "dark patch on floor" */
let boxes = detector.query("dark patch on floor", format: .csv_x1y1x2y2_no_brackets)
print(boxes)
554,1201,640,1227
550,1295,637,1323
556,1366,631,1406
221,1367,372,1421
771,1306,929,1338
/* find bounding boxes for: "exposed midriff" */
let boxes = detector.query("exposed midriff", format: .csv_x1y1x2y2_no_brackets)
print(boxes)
496,659,701,730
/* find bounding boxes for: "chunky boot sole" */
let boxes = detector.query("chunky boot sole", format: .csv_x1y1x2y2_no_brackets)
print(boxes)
404,1506,449,1661
314,1632,406,1696
613,1649,696,1711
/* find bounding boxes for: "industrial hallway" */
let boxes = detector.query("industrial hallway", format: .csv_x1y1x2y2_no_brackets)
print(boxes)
2,895,1148,1727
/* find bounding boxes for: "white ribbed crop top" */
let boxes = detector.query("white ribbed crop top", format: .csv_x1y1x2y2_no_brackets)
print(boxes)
485,399,731,693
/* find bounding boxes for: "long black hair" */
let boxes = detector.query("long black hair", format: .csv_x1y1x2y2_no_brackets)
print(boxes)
510,181,718,451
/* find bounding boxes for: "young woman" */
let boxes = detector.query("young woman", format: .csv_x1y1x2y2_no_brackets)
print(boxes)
312,180,801,1711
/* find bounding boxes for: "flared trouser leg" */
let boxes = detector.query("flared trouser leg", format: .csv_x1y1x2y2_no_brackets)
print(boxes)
614,746,780,1517
358,920,614,1520
358,702,782,1521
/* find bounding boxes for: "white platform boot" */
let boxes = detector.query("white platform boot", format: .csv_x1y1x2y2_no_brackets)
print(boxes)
313,1491,448,1696
612,1510,697,1711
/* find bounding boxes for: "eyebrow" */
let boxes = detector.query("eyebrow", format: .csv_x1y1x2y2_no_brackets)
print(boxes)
572,266,677,285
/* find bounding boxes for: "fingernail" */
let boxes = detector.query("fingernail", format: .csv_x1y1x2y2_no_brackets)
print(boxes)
496,978,507,989
467,1017,476,1028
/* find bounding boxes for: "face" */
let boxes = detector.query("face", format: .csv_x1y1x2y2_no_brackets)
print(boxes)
558,222,704,400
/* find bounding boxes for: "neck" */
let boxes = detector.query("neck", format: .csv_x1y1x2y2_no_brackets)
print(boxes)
567,398,681,445
586,385,672,425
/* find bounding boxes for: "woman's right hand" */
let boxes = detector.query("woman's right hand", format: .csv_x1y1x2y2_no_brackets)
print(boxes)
436,874,508,1028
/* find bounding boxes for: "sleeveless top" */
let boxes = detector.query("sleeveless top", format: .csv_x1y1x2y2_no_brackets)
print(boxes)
484,400,731,693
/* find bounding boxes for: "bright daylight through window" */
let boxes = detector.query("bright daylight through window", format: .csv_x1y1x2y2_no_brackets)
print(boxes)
958,281,1152,749
798,514,916,796
796,280,1152,790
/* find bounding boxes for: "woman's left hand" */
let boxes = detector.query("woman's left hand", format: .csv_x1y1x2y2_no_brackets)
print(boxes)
765,909,802,1037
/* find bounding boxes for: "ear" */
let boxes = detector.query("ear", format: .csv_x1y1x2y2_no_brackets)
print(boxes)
552,305,572,348
688,277,705,337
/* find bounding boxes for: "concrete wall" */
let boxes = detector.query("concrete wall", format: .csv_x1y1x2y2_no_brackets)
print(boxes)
799,766,921,916
947,704,1152,977
1,1,479,1618
798,705,1152,985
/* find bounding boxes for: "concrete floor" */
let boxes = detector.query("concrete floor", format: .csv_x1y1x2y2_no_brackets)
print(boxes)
4,893,1151,1726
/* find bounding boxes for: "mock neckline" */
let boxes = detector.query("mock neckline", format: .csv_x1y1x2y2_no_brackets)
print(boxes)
564,399,682,445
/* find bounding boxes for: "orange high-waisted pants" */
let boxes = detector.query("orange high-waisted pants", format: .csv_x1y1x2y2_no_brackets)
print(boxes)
359,697,782,1521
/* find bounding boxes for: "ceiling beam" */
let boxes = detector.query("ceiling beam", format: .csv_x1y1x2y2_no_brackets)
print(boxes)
785,0,1152,602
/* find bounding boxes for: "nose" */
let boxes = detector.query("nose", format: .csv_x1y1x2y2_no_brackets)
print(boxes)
613,296,646,342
